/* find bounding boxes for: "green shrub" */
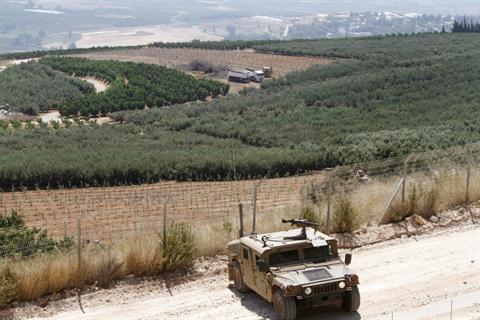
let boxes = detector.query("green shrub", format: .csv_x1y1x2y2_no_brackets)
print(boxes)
0,62,94,115
0,265,16,308
25,121,35,129
51,121,61,130
299,206,320,224
9,120,21,129
125,238,161,277
0,210,74,258
332,198,360,233
160,223,196,272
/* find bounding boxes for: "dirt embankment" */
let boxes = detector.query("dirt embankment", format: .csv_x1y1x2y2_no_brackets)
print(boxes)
80,77,109,93
12,221,480,320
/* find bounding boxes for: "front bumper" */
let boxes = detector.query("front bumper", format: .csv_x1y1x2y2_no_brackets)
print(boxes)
297,275,359,299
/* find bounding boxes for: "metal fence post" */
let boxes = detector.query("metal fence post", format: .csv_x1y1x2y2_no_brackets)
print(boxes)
326,169,333,234
238,203,244,237
77,215,82,275
465,148,472,204
378,177,405,226
402,155,412,203
76,210,85,314
466,162,471,204
252,180,263,234
163,201,168,248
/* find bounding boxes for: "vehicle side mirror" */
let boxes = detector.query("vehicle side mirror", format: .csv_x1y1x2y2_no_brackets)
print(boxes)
345,253,352,266
257,260,268,272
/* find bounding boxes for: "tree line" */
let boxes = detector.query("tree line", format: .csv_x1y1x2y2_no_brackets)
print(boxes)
0,62,94,115
39,57,229,116
452,17,480,33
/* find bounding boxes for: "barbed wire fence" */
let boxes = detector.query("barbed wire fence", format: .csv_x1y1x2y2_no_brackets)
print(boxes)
0,142,479,250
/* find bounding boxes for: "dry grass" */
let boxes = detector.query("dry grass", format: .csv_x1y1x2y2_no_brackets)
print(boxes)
196,223,234,257
302,166,479,227
196,204,301,256
435,171,468,210
13,252,78,301
83,249,124,289
385,171,469,223
2,223,197,305
124,237,160,277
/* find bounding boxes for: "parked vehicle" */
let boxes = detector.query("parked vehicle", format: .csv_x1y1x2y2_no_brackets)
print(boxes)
263,66,273,78
228,70,250,83
246,69,265,82
227,219,360,320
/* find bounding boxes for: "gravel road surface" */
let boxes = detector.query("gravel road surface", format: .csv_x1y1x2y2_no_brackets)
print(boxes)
20,225,480,320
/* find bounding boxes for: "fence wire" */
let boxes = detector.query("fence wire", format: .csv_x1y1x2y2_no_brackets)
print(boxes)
0,142,479,249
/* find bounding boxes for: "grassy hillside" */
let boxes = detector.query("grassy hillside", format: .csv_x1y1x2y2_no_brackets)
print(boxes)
0,62,94,114
2,33,480,189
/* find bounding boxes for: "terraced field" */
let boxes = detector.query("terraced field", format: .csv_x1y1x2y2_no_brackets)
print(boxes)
76,47,334,77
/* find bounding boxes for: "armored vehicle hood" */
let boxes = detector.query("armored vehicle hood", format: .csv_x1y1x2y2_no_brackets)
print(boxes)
270,261,353,286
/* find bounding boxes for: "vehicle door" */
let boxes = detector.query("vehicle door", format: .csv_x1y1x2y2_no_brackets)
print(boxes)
252,252,269,299
240,245,255,288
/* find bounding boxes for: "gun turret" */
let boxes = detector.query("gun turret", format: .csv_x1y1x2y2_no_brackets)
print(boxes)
281,219,321,240
282,219,321,229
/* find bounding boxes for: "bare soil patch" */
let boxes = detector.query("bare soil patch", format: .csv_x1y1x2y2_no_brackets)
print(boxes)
76,48,334,78
0,174,323,242
79,77,109,93
44,26,222,49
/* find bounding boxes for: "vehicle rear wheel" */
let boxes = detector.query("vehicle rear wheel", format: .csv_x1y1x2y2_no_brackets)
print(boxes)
341,285,361,312
273,289,297,320
232,263,249,293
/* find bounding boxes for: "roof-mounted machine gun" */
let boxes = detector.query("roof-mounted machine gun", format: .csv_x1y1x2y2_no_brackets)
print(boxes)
281,219,322,240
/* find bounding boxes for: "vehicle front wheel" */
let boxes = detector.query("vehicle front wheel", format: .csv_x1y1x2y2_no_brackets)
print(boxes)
273,289,297,320
232,263,249,293
341,285,361,312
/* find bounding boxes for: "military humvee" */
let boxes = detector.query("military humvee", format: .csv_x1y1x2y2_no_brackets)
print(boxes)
227,219,360,320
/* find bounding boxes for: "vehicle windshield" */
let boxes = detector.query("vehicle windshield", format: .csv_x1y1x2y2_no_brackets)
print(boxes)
269,250,299,266
304,246,332,262
269,245,333,266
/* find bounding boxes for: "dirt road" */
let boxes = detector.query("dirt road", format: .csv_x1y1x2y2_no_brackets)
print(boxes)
25,225,480,320
80,77,109,93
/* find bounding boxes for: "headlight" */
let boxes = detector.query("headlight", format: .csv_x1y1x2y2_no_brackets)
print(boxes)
304,287,312,295
338,281,346,289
